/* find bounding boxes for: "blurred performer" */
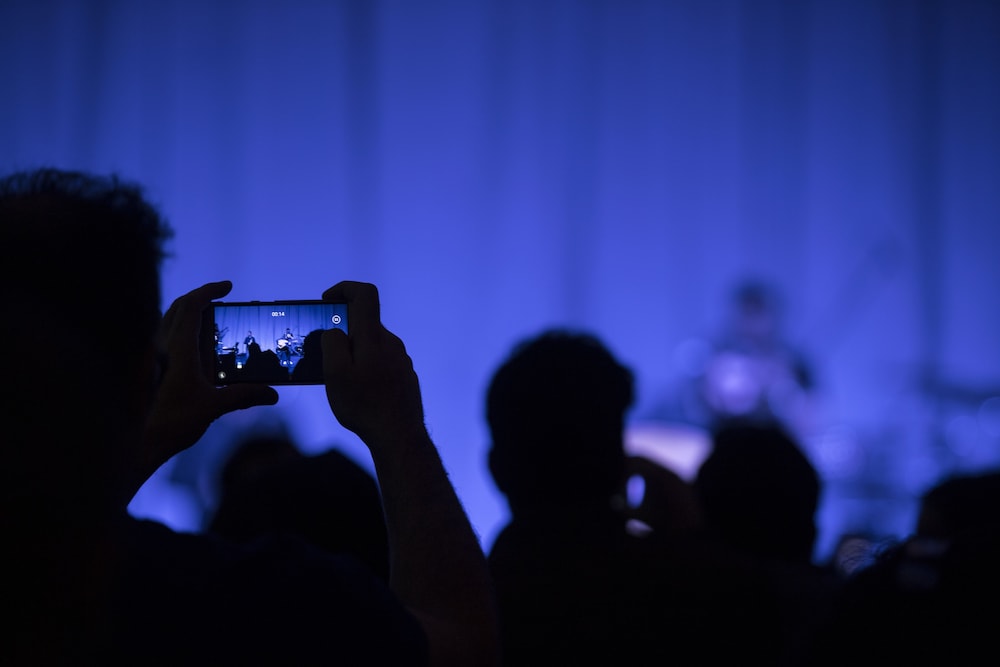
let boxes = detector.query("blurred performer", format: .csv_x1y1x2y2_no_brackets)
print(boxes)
693,280,816,438
628,279,819,481
243,330,256,355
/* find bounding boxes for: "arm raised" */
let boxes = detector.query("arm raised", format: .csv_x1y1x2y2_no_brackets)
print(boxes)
321,281,500,667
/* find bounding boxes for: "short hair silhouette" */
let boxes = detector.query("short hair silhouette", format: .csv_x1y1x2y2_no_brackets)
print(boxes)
486,328,635,511
694,420,821,563
2,168,172,379
210,446,390,582
916,468,1000,540
290,329,325,383
2,168,174,515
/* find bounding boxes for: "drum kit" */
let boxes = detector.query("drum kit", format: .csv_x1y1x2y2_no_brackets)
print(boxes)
214,326,239,354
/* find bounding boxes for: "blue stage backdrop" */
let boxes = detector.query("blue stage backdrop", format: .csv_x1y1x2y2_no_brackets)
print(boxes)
2,0,998,562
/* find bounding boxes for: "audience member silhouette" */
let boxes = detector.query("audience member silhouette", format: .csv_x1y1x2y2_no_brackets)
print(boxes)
484,328,783,666
694,421,821,564
803,468,1000,666
208,437,390,582
692,420,842,666
1,167,499,666
212,430,305,501
290,328,325,383
240,340,289,383
915,467,1000,540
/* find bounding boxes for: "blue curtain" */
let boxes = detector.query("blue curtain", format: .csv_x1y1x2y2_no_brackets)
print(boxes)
3,0,998,560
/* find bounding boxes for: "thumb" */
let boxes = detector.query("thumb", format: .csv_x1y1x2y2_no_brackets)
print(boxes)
213,385,279,418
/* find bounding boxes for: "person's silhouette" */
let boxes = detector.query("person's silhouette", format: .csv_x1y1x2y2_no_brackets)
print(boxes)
694,421,821,564
209,442,390,582
484,328,782,666
1,167,499,666
693,420,843,666
241,340,288,383
915,468,1000,541
290,329,325,383
803,469,1000,667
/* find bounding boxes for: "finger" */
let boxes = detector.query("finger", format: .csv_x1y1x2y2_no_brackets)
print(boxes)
163,280,232,327
322,328,351,377
180,280,233,317
212,384,279,417
169,281,233,367
322,281,379,342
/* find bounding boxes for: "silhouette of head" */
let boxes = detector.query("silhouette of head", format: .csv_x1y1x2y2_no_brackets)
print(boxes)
1,168,173,515
214,432,304,500
290,329,325,382
301,329,322,357
917,469,1000,540
727,279,784,348
486,329,635,516
210,445,390,581
694,421,820,563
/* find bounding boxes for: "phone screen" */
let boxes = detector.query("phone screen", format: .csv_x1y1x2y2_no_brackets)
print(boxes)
206,300,348,385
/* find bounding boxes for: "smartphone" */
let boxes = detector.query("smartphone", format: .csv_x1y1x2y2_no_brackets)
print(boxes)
204,299,348,386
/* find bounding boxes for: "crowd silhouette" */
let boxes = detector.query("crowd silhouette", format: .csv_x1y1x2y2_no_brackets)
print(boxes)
241,340,288,383
208,431,390,582
212,327,325,385
2,167,498,666
4,164,999,666
481,327,998,666
803,468,1000,666
484,329,785,665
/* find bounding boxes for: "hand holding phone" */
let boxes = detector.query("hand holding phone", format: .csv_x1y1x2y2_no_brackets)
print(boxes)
132,282,280,503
